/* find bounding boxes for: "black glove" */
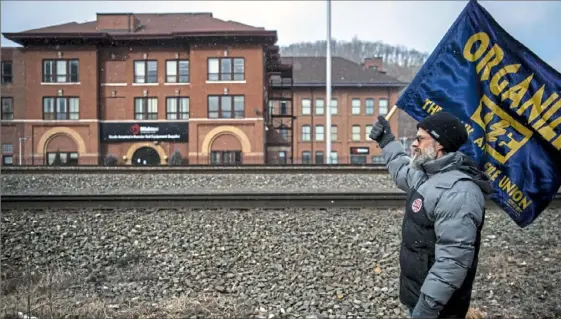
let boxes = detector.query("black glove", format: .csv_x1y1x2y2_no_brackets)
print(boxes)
411,294,440,318
369,116,395,148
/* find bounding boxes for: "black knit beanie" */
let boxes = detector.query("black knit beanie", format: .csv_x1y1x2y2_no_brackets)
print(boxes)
416,111,468,152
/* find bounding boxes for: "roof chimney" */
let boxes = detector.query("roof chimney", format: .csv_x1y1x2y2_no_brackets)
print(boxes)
363,57,385,73
96,13,141,32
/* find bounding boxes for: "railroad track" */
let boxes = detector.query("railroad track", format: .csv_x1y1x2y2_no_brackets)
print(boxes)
1,192,405,210
4,192,561,210
1,165,388,175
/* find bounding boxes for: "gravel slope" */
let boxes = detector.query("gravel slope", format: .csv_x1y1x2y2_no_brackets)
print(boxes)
1,173,396,195
2,207,560,318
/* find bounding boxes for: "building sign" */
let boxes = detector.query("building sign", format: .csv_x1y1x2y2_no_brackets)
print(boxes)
350,147,370,155
100,122,189,142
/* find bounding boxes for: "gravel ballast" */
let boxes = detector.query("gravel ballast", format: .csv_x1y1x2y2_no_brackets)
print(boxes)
1,173,396,195
2,207,560,318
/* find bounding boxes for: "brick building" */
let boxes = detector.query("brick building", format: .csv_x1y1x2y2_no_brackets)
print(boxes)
1,12,293,166
1,12,407,166
267,56,407,164
1,48,24,165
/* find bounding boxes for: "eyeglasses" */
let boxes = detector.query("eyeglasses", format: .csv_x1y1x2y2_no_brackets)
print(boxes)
415,135,431,143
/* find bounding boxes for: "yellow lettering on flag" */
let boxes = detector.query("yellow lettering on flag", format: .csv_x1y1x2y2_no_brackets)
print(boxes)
470,94,532,165
463,32,561,151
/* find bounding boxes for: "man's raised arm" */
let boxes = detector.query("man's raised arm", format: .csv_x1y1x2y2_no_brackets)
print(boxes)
369,116,425,192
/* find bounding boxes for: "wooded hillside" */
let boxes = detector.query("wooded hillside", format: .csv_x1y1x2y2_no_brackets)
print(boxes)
279,37,429,83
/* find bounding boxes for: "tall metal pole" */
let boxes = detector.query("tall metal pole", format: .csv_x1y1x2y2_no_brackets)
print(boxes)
19,137,25,166
325,0,332,164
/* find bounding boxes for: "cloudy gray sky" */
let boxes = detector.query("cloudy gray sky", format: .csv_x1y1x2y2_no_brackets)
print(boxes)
1,1,560,71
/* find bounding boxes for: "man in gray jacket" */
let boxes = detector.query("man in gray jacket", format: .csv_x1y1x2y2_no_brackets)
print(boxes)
369,111,493,318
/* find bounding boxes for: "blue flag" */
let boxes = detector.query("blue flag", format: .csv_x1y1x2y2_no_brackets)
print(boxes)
396,0,561,228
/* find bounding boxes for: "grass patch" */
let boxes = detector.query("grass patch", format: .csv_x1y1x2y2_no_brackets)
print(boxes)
1,265,253,319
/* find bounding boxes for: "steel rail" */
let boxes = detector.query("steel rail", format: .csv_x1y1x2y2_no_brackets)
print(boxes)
1,165,388,175
4,192,561,210
1,192,405,210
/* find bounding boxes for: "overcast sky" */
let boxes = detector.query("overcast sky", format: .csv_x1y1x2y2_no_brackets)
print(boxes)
1,1,560,71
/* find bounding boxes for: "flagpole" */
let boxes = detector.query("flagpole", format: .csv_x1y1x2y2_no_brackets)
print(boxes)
325,0,332,164
386,105,398,120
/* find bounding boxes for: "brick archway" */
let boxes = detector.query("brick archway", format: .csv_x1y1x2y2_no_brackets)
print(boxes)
210,133,242,151
37,127,87,156
201,126,252,154
125,142,167,165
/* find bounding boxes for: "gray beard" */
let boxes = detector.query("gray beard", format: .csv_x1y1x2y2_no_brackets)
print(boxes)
410,143,437,170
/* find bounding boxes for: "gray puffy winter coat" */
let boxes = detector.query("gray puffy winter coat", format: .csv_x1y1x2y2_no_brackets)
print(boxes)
381,140,493,318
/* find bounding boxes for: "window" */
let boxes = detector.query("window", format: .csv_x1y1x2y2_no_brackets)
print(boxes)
302,151,312,164
134,60,158,83
352,98,361,115
280,101,288,115
208,95,245,119
352,125,361,141
268,101,275,116
301,125,311,141
372,156,385,164
315,151,324,165
165,60,189,83
210,151,242,165
166,97,189,119
351,153,367,165
301,98,311,115
330,99,338,114
379,98,388,115
2,144,13,153
269,100,290,116
43,97,79,120
365,98,375,115
365,125,373,140
134,97,158,120
278,151,287,164
1,61,12,84
2,155,13,165
330,151,338,164
2,143,13,166
1,97,13,120
279,126,289,141
42,59,79,83
315,98,324,115
315,125,324,141
331,125,338,141
46,152,78,166
207,58,244,81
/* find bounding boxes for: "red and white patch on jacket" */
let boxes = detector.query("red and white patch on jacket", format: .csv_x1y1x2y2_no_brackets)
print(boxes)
412,198,423,213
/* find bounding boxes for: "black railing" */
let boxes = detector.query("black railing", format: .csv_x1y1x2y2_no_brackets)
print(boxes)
5,154,389,167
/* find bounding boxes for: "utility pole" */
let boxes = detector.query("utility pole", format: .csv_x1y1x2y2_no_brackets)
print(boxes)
325,0,332,164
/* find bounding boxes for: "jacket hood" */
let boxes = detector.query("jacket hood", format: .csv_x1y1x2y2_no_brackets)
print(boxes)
421,152,494,195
